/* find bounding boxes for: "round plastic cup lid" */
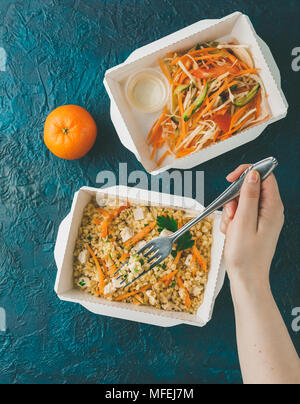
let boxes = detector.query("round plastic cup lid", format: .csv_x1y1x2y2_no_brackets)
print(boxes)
125,68,169,113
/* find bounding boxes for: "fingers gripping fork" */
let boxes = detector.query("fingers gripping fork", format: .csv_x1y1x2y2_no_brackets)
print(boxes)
115,157,278,288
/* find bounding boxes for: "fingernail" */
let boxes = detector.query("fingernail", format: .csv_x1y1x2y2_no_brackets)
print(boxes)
226,205,232,218
247,170,259,184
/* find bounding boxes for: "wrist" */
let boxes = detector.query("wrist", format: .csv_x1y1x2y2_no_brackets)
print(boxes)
228,267,272,305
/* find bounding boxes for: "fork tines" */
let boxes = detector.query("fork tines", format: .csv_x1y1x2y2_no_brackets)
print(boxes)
113,240,163,288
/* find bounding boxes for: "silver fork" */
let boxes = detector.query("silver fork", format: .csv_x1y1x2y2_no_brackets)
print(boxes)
116,157,278,287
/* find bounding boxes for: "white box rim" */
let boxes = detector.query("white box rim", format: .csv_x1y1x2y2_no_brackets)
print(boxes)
54,186,225,328
104,12,288,174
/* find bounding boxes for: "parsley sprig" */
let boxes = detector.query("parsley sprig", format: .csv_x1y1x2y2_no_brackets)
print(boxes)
157,215,194,252
157,215,178,233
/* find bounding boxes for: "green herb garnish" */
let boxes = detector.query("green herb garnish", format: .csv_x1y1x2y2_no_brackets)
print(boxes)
79,280,86,287
139,259,145,266
157,215,178,233
157,215,194,253
171,250,177,259
177,232,194,251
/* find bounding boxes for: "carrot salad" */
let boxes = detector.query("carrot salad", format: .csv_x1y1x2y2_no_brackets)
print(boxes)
147,41,269,165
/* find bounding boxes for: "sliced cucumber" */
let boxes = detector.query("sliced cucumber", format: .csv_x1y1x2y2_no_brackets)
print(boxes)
174,84,190,95
171,116,179,125
232,84,260,107
183,83,208,122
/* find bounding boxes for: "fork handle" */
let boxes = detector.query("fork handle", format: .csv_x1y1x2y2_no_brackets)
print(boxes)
171,157,278,243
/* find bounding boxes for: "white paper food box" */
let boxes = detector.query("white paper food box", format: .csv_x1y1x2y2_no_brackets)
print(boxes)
54,186,225,328
104,12,288,175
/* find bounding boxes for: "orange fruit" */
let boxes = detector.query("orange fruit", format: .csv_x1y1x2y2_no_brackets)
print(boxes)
44,105,97,160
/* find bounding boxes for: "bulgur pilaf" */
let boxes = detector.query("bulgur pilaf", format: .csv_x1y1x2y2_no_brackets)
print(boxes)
73,197,213,314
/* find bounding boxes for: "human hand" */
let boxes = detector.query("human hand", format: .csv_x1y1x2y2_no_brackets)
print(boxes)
220,165,284,291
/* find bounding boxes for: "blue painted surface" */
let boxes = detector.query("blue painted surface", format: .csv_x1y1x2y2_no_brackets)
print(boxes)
0,0,299,384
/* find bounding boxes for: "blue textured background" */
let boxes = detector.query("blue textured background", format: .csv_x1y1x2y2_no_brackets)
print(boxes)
0,0,299,384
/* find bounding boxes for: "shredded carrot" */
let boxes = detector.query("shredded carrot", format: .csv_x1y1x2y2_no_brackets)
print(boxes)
176,93,186,148
160,270,178,283
119,252,130,262
148,121,164,146
192,245,207,272
159,58,172,85
195,80,238,122
234,68,259,76
114,285,151,301
101,217,110,239
216,104,230,116
147,115,163,142
176,276,184,289
213,129,222,143
124,222,156,248
101,259,109,276
176,276,191,308
87,245,105,295
171,80,183,86
147,113,166,144
222,49,239,66
185,291,191,308
229,104,250,132
174,251,182,266
157,150,170,167
147,42,264,163
99,208,110,217
101,203,130,239
109,262,117,277
170,48,220,65
151,129,164,150
173,67,182,80
223,109,256,138
188,47,221,55
93,218,101,225
176,146,197,158
255,90,261,119
104,254,118,277
114,203,131,216
194,53,224,61
178,71,187,84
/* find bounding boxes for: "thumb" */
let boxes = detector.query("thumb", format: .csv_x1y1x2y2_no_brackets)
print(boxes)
235,170,261,231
